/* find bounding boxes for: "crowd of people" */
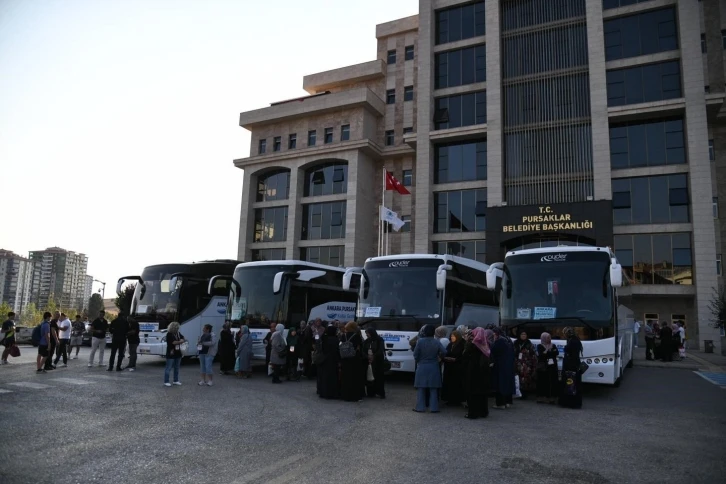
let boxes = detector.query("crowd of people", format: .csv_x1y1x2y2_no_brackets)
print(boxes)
642,320,686,362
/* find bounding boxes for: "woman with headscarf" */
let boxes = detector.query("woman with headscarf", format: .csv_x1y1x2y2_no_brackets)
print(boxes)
535,332,559,404
513,330,538,399
490,326,515,409
441,330,465,406
218,322,236,375
269,324,287,384
286,326,300,381
318,325,341,399
413,324,446,413
653,322,662,360
362,328,386,399
339,322,364,402
434,326,450,352
236,325,253,378
559,327,584,409
462,327,491,419
670,323,681,361
659,322,673,362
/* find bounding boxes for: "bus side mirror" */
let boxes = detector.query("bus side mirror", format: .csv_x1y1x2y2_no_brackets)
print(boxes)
169,276,179,294
436,264,451,291
208,275,221,295
273,272,285,295
610,261,623,288
116,279,125,296
343,267,362,291
486,263,503,290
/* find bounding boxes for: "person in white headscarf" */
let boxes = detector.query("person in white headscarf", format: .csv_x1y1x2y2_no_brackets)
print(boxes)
269,323,287,384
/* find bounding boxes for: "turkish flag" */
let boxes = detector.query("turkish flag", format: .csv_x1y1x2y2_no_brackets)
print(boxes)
385,171,410,195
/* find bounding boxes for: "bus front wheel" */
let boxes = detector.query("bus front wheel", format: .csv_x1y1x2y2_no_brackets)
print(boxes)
613,367,623,388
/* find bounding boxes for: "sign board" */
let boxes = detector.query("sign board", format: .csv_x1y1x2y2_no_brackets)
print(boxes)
533,307,557,320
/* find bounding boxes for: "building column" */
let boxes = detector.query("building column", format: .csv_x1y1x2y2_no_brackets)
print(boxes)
586,0,612,201
679,0,720,351
286,166,302,261
414,0,434,254
349,151,377,266
236,169,255,261
485,0,503,207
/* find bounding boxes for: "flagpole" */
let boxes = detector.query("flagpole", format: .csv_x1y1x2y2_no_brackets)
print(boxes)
385,178,390,256
379,167,385,256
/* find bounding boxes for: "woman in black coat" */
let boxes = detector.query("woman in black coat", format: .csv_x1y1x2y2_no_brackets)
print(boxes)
340,322,365,402
441,330,465,406
660,322,673,362
559,327,584,409
318,325,341,399
462,328,491,419
362,328,386,399
218,323,236,375
535,332,559,404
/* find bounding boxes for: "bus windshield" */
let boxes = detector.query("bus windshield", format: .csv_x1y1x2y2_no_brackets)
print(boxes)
130,264,188,328
228,265,286,328
501,251,613,340
358,259,442,329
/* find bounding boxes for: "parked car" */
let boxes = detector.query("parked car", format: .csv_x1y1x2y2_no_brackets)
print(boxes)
82,323,92,346
14,326,33,345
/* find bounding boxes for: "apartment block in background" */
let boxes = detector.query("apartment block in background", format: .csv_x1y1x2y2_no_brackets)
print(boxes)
0,249,32,314
29,247,89,311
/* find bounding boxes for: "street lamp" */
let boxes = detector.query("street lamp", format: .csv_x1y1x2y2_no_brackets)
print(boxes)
93,279,106,299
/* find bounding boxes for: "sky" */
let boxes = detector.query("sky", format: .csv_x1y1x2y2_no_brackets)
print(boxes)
0,0,418,296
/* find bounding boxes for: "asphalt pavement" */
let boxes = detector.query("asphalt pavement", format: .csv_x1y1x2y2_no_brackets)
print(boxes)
0,347,724,484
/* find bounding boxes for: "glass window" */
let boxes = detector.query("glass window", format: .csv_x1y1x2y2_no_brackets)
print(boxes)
603,0,653,10
273,136,281,152
604,8,678,61
402,169,412,186
385,130,394,146
253,206,288,242
308,130,316,147
433,189,487,233
611,174,690,225
288,134,296,150
433,240,486,263
258,139,266,154
386,89,396,104
615,233,692,285
301,202,346,240
301,246,345,267
324,128,333,144
434,91,486,130
434,139,487,183
387,49,396,65
436,1,485,45
709,139,715,161
340,125,350,141
609,117,685,168
435,45,486,89
303,162,348,197
400,215,411,233
403,127,413,134
714,197,719,218
256,169,290,202
404,86,414,102
251,248,285,262
607,61,682,107
405,45,414,61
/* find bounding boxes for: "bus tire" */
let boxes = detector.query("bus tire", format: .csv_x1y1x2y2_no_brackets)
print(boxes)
613,368,623,388
626,358,633,369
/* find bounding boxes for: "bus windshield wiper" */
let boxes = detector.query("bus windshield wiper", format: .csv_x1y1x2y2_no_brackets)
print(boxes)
386,314,422,326
537,317,597,330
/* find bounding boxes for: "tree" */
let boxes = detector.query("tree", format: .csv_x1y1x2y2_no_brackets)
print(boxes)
0,302,13,319
115,283,136,315
20,303,41,326
709,284,726,332
88,293,105,319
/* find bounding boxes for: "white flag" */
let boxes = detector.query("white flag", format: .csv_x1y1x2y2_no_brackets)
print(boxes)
380,206,405,232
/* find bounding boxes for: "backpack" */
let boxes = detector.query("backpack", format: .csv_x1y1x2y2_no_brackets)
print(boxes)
339,334,357,359
31,324,42,346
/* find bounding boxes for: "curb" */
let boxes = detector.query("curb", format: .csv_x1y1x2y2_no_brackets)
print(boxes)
633,361,699,370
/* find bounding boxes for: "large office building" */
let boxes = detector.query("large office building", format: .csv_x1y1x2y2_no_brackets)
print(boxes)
235,0,724,351
0,250,32,314
29,247,89,311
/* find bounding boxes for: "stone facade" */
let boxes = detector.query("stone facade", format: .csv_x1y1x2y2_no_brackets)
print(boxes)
235,0,725,352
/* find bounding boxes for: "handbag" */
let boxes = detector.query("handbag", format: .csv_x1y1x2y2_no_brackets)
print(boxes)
579,361,589,374
366,364,375,382
10,345,20,358
234,357,240,373
339,334,357,359
313,350,326,365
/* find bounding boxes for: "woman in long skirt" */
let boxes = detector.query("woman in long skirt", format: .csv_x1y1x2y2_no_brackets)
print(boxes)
559,327,583,409
536,332,559,404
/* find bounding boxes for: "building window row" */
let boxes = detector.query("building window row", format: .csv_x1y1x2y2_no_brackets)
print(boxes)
387,87,415,104
304,162,348,197
257,125,351,155
387,45,415,65
612,174,689,225
402,169,412,186
435,44,486,90
383,215,411,233
301,201,346,240
251,248,286,262
614,233,692,285
256,169,290,202
301,246,344,267
609,117,685,169
603,0,650,10
435,140,487,184
502,0,585,32
434,91,486,130
606,60,681,107
253,206,288,242
434,189,487,234
436,1,485,45
433,240,486,264
502,23,588,79
604,7,678,61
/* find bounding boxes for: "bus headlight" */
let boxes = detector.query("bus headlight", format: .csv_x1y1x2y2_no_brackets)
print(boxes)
586,359,592,364
594,358,600,364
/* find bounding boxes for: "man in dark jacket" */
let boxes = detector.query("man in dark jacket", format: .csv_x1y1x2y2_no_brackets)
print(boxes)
126,316,140,372
108,314,129,371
